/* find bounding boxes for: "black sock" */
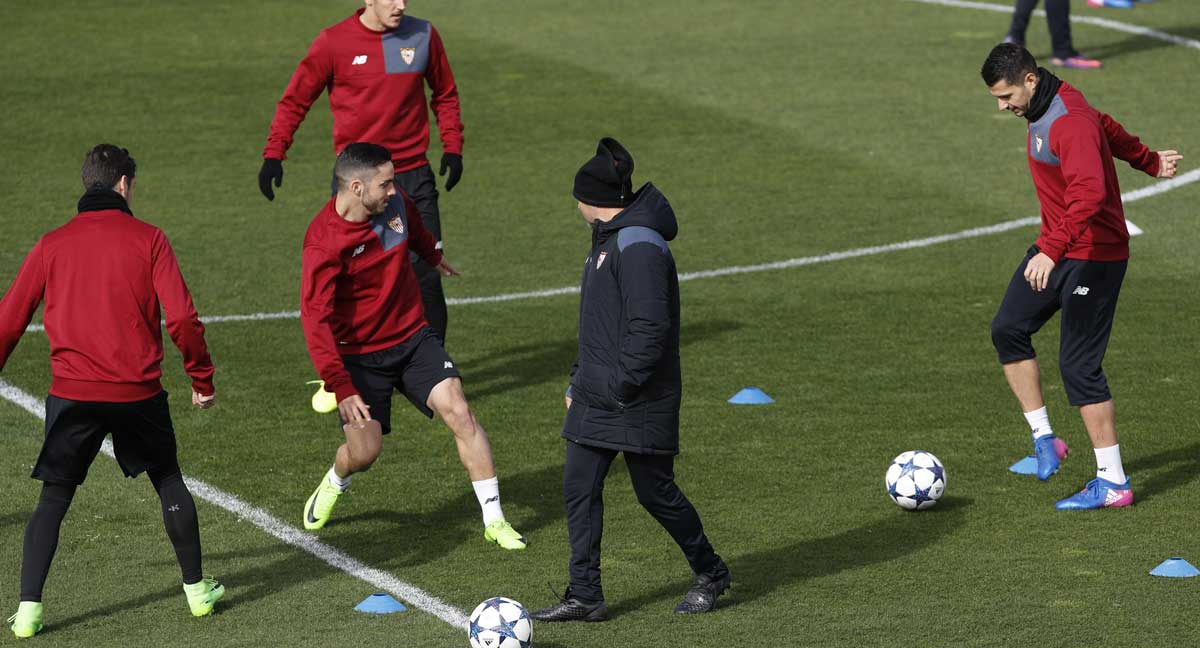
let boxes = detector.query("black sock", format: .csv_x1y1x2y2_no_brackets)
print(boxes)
149,468,203,585
20,482,77,602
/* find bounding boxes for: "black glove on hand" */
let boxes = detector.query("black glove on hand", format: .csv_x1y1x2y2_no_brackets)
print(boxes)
258,158,284,201
439,153,463,192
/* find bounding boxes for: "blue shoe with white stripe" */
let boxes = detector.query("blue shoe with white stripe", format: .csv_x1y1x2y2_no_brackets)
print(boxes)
1055,477,1134,510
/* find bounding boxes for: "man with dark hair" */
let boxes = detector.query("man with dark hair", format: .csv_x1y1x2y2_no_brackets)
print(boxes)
531,138,729,623
259,0,461,341
0,144,223,638
980,44,1183,509
1002,0,1103,70
298,142,527,550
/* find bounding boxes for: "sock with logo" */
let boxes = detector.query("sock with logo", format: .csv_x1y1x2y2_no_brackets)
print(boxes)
1094,444,1127,484
328,465,352,492
471,477,504,526
151,469,203,585
1023,406,1053,440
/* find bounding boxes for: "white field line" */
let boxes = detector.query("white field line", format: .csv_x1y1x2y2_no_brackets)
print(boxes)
24,168,1199,333
903,0,1200,51
0,377,470,630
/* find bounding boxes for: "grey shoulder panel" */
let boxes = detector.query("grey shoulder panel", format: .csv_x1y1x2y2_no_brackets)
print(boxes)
382,16,431,74
617,226,668,253
1028,95,1068,166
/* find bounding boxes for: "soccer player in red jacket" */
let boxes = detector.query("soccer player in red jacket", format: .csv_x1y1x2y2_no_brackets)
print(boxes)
260,0,462,341
298,143,526,550
981,44,1183,510
0,145,224,638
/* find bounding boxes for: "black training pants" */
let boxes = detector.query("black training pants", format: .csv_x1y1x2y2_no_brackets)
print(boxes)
563,440,724,603
1008,0,1077,60
395,164,448,342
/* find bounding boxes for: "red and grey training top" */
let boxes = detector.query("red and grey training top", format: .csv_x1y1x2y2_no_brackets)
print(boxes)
264,10,463,173
0,191,214,402
300,192,443,403
1026,81,1160,262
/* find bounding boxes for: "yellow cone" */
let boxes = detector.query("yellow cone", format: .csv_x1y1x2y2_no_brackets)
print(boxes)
307,380,338,414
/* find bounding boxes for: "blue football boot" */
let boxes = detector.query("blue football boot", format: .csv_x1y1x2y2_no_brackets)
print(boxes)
1055,477,1134,510
1033,435,1069,481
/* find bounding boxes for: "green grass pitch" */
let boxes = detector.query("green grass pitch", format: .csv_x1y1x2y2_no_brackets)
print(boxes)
1,1,1199,646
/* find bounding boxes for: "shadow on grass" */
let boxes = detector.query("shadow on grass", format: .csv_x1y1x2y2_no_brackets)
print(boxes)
0,512,30,529
461,319,744,401
1125,442,1200,504
609,496,973,616
1077,24,1200,63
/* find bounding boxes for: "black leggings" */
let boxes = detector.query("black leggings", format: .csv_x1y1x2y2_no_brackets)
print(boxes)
1008,0,1077,60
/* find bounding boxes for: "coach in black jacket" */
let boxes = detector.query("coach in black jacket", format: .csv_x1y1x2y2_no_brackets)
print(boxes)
531,138,730,623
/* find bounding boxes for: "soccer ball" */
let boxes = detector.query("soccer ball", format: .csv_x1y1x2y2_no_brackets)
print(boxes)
885,450,946,510
468,597,532,648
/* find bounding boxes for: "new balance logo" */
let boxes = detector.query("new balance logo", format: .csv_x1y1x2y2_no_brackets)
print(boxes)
168,505,181,512
1072,286,1090,296
352,55,368,65
484,496,499,505
352,244,366,257
444,361,454,369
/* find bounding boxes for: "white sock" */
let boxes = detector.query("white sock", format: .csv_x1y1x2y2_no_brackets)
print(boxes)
1023,407,1053,440
327,466,351,492
1094,444,1127,484
471,477,504,527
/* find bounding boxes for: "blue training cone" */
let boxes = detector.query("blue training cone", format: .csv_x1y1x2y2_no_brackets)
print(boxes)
1009,456,1039,475
728,387,774,405
1150,558,1200,578
355,593,408,613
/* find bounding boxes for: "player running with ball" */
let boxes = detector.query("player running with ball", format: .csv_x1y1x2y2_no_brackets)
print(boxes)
981,44,1182,509
299,143,526,550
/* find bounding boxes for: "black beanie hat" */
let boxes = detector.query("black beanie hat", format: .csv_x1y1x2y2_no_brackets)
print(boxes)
573,137,635,208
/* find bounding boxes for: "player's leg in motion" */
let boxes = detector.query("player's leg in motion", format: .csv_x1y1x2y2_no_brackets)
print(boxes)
1005,0,1040,45
10,483,75,638
625,453,731,614
426,377,527,550
991,250,1070,480
305,415,383,531
397,167,449,341
148,465,223,616
1055,260,1132,510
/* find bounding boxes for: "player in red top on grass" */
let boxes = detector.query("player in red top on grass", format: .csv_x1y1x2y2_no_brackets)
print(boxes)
0,145,223,638
260,0,463,341
298,143,526,550
980,44,1182,510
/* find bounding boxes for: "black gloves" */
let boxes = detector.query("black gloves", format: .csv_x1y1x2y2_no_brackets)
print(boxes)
258,158,284,201
439,153,463,192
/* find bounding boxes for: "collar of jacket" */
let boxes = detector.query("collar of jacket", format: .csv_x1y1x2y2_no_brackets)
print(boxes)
1024,67,1062,124
77,187,133,216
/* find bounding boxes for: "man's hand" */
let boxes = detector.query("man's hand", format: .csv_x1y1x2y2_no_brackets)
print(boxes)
1024,252,1056,292
338,394,371,422
259,158,284,200
192,390,216,410
435,258,462,277
439,153,463,192
564,395,572,410
1157,150,1183,178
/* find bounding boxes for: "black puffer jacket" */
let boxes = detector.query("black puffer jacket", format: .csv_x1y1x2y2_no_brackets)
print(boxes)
563,183,681,455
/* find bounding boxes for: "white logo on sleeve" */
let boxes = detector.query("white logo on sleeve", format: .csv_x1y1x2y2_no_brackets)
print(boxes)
352,55,368,65
1072,286,1090,296
444,361,454,369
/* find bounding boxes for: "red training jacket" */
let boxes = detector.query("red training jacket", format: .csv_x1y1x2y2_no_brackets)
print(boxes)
0,194,214,402
264,10,463,173
1026,82,1160,262
300,191,443,403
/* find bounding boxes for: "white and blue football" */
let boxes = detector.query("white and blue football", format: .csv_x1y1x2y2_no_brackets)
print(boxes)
468,597,532,648
885,450,946,510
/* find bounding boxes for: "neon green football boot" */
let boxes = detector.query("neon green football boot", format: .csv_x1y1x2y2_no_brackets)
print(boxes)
484,520,528,550
184,577,224,617
303,474,344,531
9,601,43,639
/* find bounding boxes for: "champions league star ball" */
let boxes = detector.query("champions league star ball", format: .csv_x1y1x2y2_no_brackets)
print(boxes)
885,450,946,510
468,597,532,648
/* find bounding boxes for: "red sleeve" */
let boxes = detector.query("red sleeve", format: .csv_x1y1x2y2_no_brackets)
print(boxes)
264,32,334,161
425,26,463,156
1100,112,1160,177
404,192,444,267
152,231,215,395
0,239,46,372
1039,117,1108,262
300,240,357,403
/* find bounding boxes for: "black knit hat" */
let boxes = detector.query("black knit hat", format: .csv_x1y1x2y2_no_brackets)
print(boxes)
573,137,635,208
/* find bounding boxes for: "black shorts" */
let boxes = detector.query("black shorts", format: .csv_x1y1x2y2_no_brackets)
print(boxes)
32,391,178,486
340,326,460,434
991,246,1127,406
